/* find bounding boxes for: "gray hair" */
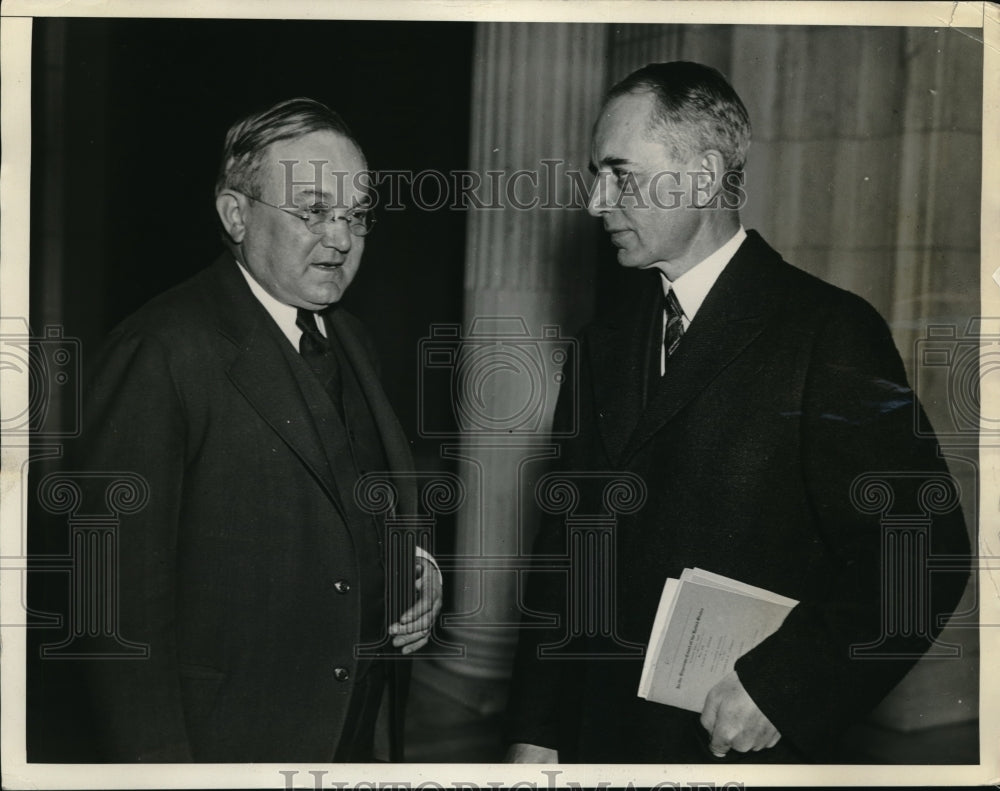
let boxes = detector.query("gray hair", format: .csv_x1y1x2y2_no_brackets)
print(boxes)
607,61,751,172
214,97,359,198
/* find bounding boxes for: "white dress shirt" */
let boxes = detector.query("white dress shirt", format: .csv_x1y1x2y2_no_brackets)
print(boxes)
236,261,325,347
656,226,747,374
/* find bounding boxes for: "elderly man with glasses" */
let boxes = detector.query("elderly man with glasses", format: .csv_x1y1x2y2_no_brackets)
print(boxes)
73,98,441,763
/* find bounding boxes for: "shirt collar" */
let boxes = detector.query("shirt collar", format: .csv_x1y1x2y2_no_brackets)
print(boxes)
235,260,324,348
658,226,746,323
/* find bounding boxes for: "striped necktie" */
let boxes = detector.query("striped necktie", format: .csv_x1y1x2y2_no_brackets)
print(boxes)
661,288,685,374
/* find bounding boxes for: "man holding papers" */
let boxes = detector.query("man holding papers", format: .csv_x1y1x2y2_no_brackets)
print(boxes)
637,569,800,719
505,62,970,763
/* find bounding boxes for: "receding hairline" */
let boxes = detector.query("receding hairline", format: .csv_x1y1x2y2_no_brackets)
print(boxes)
252,131,371,204
214,97,364,198
592,89,701,162
599,78,750,172
217,127,368,200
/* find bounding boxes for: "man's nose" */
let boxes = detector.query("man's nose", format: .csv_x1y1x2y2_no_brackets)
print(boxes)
319,217,354,251
587,174,613,218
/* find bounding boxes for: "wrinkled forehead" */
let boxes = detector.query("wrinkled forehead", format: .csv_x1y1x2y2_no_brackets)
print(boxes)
259,130,370,204
590,92,663,163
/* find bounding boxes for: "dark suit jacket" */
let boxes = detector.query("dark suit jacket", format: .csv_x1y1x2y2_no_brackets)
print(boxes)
73,254,416,762
505,231,970,763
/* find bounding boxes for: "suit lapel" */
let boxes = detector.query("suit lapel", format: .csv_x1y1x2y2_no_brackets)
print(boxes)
327,310,417,517
206,256,346,514
619,231,785,462
589,271,662,466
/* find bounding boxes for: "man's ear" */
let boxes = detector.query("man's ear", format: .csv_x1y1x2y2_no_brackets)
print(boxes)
691,149,726,208
215,190,248,243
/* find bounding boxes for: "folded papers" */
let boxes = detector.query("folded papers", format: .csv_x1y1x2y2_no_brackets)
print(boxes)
638,568,798,712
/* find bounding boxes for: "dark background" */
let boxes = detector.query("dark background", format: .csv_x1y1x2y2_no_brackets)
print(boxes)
29,17,476,464
27,16,477,761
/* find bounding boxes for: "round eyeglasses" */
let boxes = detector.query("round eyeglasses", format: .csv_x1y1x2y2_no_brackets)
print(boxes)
244,193,375,237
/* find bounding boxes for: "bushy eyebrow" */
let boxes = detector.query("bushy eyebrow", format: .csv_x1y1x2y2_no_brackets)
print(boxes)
589,156,632,175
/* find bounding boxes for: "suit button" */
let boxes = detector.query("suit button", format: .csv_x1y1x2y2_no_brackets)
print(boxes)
333,579,351,594
333,667,350,682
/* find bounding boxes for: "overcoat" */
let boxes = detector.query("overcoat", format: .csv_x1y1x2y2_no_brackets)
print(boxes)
75,254,416,762
506,231,970,762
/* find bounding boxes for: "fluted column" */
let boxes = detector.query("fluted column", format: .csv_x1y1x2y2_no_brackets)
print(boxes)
438,22,608,700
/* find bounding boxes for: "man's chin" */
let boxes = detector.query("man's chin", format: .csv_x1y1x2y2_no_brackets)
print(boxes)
616,249,651,269
306,272,354,306
299,286,345,310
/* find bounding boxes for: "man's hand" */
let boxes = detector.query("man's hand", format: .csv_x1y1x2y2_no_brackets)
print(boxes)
388,557,442,654
699,671,780,757
505,743,559,763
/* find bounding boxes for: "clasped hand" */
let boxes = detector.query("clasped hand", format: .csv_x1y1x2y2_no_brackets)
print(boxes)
699,671,780,757
387,557,442,654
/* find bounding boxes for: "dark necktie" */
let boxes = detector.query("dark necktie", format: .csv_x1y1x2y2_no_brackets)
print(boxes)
661,288,685,373
296,308,344,417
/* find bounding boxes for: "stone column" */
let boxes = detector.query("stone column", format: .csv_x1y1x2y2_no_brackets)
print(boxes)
435,22,608,709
